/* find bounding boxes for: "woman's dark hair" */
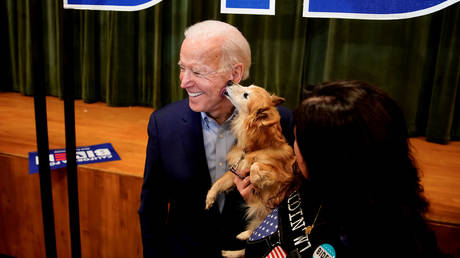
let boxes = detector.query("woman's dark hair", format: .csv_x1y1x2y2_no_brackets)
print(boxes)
294,80,441,256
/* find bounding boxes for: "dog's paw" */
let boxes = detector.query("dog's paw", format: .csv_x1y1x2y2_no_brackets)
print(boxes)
236,230,252,241
251,163,261,172
205,192,216,210
205,199,214,210
222,249,245,258
250,164,264,184
250,163,273,187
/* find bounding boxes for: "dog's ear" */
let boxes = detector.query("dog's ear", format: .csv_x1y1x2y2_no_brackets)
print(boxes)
271,95,285,106
256,107,269,121
256,107,278,127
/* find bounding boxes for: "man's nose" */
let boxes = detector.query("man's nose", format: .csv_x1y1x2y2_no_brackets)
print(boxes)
180,70,193,88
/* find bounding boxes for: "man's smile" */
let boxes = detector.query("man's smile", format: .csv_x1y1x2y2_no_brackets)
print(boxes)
187,91,204,97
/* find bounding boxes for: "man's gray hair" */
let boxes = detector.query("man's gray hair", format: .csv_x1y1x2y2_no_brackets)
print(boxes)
184,20,251,80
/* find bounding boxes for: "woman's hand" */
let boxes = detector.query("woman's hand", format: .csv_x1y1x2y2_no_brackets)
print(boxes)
234,169,253,202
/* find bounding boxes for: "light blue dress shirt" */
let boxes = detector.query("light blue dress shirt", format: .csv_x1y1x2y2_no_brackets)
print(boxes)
201,110,237,212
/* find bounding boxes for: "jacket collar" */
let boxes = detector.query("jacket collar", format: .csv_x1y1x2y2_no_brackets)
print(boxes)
180,99,211,185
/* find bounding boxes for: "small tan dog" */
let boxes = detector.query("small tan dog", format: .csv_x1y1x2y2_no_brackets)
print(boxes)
205,83,300,257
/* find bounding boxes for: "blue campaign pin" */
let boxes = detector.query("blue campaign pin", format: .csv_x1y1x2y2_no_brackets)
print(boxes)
313,243,336,258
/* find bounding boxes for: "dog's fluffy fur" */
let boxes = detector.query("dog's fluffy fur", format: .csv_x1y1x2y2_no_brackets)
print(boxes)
205,83,300,257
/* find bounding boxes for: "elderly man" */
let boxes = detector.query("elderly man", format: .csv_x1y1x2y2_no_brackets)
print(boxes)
138,20,294,257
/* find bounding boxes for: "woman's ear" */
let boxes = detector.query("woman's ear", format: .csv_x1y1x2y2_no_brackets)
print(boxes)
231,63,244,83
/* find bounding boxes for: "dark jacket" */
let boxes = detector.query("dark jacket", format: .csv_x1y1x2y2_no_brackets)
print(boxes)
245,181,345,258
138,98,294,258
246,180,445,258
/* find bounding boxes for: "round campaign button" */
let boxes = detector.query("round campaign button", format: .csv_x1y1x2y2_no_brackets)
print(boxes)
313,243,336,258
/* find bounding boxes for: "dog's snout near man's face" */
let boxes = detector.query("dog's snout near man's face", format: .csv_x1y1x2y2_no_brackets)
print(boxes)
226,83,248,98
224,83,250,113
223,80,233,97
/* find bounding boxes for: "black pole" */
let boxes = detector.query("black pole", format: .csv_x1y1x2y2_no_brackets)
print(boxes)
61,8,82,258
30,0,57,257
64,78,82,258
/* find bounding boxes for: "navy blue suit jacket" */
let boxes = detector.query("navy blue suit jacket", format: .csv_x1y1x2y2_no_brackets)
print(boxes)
139,99,294,258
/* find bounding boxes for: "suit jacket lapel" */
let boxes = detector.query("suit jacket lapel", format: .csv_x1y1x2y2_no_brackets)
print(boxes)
180,100,211,186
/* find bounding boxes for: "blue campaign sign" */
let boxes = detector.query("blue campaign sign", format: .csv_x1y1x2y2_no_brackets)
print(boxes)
303,0,459,19
226,0,270,9
28,143,121,174
68,0,149,5
64,0,162,11
221,0,275,15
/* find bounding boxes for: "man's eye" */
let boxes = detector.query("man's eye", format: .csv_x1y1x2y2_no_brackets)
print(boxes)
243,93,249,99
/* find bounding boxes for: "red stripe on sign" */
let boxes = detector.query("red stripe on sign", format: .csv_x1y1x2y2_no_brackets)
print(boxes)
55,153,67,161
266,245,286,258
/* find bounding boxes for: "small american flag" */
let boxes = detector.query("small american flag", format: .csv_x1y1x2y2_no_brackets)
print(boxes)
266,245,287,258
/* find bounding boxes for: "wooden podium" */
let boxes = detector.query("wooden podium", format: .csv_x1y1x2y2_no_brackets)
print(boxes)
0,93,149,258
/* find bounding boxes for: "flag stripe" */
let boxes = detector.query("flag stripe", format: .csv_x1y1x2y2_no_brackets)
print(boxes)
266,245,286,258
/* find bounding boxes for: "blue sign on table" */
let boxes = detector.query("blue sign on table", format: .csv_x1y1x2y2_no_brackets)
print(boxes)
28,143,121,174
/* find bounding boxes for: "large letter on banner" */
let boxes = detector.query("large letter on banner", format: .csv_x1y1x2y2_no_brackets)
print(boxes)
221,0,276,15
303,0,460,20
64,0,162,11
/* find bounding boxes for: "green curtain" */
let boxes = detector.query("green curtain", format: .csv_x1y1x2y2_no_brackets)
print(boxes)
2,0,459,143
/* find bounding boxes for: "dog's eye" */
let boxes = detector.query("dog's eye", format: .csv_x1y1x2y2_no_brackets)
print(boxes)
243,93,249,99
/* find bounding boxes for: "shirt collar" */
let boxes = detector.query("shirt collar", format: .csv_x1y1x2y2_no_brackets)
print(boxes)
201,108,238,129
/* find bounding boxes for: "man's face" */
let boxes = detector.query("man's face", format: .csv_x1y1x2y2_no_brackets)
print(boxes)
179,37,233,116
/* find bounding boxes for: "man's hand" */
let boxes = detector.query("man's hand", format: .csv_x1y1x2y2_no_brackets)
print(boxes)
234,169,253,201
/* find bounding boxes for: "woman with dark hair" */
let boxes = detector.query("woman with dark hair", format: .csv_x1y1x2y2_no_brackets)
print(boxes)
244,81,443,257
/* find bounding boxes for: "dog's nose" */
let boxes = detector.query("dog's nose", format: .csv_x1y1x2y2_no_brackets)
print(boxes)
227,80,233,86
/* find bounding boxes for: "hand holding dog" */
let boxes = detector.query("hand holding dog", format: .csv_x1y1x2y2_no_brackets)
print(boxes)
234,169,253,202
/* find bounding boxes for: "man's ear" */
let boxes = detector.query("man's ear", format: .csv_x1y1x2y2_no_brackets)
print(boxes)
271,95,285,106
231,63,244,83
